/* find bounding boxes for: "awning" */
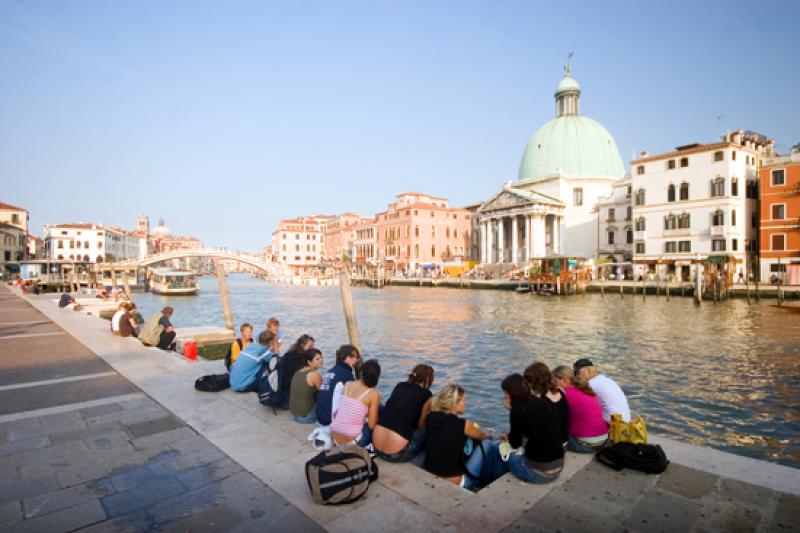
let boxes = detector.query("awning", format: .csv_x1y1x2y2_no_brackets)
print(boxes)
4,263,20,272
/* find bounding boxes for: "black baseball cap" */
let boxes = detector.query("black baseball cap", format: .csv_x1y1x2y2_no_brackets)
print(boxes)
573,359,594,373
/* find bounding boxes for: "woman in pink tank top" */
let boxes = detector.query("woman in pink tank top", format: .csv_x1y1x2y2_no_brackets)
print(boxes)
332,359,382,447
553,366,608,453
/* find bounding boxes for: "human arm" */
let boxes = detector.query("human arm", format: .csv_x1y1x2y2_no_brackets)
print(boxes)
331,382,345,418
308,370,322,391
417,398,432,428
464,419,489,441
366,390,381,430
507,407,523,449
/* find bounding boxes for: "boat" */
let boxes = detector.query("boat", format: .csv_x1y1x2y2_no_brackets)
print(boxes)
149,269,198,296
515,284,531,293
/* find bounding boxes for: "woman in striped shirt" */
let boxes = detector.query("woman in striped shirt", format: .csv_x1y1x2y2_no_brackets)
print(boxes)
331,359,382,448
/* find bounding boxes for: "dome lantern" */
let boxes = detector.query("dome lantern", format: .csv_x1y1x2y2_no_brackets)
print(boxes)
555,60,581,117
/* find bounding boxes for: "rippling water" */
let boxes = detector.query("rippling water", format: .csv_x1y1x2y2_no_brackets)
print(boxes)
133,274,800,468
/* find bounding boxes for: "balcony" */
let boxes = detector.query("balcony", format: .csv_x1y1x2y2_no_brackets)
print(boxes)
664,228,690,237
710,225,726,237
606,217,616,223
634,230,647,241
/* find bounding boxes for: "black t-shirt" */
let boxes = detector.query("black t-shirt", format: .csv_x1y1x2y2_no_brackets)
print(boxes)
119,312,135,337
508,399,565,464
378,382,432,441
281,350,306,395
423,412,466,478
158,316,172,330
551,393,569,444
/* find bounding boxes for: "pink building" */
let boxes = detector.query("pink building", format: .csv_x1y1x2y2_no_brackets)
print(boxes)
323,212,369,263
374,192,472,272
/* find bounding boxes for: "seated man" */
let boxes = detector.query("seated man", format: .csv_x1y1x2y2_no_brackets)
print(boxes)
139,306,176,350
230,330,276,392
58,293,76,308
315,344,361,427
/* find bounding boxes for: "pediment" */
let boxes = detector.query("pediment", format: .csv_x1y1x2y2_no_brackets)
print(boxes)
479,190,533,213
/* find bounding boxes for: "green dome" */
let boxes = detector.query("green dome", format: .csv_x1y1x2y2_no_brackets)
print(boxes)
518,115,625,182
556,76,580,94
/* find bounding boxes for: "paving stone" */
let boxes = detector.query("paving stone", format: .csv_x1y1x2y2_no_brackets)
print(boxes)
84,430,134,453
0,474,59,505
0,436,50,458
506,487,623,533
101,475,187,518
176,457,241,491
717,477,776,510
78,511,153,533
655,463,719,500
130,426,196,451
770,492,800,531
0,500,22,528
555,459,655,515
124,415,184,439
55,447,177,488
80,403,123,418
160,505,246,532
48,421,127,445
622,488,702,533
84,406,168,427
2,440,88,472
32,411,87,434
19,498,107,532
695,499,763,533
109,458,182,491
22,478,115,519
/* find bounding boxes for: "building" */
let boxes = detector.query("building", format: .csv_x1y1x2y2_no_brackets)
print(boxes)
271,215,335,272
44,224,141,263
759,147,800,282
597,176,633,276
478,64,625,265
1,222,26,275
0,202,29,235
372,192,472,273
147,218,204,254
631,130,772,282
323,212,367,264
352,217,377,272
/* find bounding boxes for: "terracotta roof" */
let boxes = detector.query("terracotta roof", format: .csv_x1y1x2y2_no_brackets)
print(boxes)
0,202,26,211
395,192,449,201
46,223,97,230
0,221,23,230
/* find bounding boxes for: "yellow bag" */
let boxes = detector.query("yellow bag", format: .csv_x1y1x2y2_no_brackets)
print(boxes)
608,414,647,444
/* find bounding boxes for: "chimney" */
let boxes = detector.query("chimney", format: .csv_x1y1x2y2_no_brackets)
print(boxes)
640,150,649,158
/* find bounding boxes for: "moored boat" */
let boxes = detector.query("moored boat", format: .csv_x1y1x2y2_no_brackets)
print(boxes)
149,269,198,296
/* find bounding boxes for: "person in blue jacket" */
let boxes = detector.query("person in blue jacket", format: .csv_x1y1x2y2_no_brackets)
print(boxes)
315,344,361,426
230,330,275,392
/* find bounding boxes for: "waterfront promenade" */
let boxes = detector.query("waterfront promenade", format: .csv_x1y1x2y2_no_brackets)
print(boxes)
1,286,798,532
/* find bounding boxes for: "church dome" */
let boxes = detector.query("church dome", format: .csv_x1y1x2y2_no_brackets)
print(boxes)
517,68,624,183
152,218,171,236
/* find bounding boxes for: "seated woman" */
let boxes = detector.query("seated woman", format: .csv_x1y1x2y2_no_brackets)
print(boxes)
330,359,381,447
423,384,504,491
524,362,569,447
373,364,434,462
553,366,608,452
289,348,324,424
280,334,315,404
499,373,565,484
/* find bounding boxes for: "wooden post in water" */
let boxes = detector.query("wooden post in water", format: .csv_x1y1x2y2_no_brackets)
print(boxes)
642,273,646,301
339,264,362,352
111,269,118,293
746,277,751,304
777,258,783,306
214,260,235,331
120,271,133,301
666,279,670,301
755,280,760,303
694,257,702,306
620,279,623,299
600,276,604,298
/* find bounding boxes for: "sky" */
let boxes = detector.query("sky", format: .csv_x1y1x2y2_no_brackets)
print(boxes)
1,0,798,252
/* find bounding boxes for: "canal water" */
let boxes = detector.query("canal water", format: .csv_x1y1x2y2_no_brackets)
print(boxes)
133,274,800,469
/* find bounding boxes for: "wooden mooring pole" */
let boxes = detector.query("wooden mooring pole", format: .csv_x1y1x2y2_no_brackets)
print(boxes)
214,260,235,331
666,279,670,301
339,264,362,352
120,271,133,301
694,259,702,306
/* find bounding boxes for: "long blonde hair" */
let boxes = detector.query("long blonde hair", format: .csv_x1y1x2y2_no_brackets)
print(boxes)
553,365,596,396
430,383,465,413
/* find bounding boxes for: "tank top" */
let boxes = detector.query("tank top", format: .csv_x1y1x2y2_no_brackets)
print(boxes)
423,412,467,478
330,383,371,438
289,369,316,417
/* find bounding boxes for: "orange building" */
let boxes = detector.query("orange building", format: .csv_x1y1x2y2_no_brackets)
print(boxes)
759,149,800,283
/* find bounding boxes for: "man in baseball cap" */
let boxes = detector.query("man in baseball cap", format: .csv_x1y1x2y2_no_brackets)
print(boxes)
573,358,630,423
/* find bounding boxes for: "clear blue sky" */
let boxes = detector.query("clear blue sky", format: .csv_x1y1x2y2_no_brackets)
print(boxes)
2,0,798,251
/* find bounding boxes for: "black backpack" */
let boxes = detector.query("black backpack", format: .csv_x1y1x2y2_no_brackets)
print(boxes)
224,339,244,371
194,373,230,392
596,442,669,474
257,354,287,411
305,445,379,505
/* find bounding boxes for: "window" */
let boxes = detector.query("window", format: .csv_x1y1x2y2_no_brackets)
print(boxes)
772,234,785,250
636,242,645,254
69,240,74,249
772,169,786,186
454,229,458,239
626,228,633,244
732,151,736,161
608,232,615,245
635,189,646,206
98,242,103,249
680,157,689,168
431,226,435,237
573,188,583,206
667,160,676,170
731,178,738,196
665,241,677,253
752,213,758,228
430,212,434,218
636,165,645,175
446,228,450,238
295,244,299,251
667,184,676,202
679,241,691,252
431,245,436,256
664,214,677,230
747,181,759,199
711,177,725,197
58,240,63,249
714,151,724,162
711,239,726,251
11,214,19,224
679,182,689,201
678,213,690,229
608,208,615,221
406,210,410,216
415,225,419,237
414,244,419,258
712,210,724,226
772,204,785,220
626,206,632,220
732,239,738,251
76,241,81,249
732,210,736,226
635,217,646,231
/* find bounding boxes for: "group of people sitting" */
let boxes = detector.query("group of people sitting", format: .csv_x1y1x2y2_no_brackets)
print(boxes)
109,302,177,351
224,323,631,492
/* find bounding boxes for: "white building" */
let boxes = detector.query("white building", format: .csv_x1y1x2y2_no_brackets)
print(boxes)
271,215,334,272
44,224,140,263
478,64,626,265
597,176,633,277
631,131,772,281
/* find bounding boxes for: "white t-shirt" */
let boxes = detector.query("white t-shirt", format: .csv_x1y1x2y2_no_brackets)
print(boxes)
589,374,630,423
111,310,125,332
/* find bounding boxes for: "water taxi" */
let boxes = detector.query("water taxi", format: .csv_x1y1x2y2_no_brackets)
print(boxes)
148,269,198,296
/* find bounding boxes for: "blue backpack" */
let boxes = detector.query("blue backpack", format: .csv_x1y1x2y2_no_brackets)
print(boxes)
257,355,287,412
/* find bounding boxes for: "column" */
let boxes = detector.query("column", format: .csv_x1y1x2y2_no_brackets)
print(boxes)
511,215,519,265
534,215,545,257
486,218,494,264
497,217,505,263
553,216,561,254
480,220,487,264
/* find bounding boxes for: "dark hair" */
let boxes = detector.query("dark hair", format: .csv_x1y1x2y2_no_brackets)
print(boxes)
257,329,276,347
336,344,360,364
267,317,279,327
407,364,434,389
240,323,252,333
288,334,314,355
501,373,532,407
524,362,558,396
161,306,173,316
304,348,322,365
360,359,381,388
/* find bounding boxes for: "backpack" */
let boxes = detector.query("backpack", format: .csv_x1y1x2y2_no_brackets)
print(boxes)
596,442,669,474
194,373,230,392
305,445,379,505
256,355,287,410
224,339,244,371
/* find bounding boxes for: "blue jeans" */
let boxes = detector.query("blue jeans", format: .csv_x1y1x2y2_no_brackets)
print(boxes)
567,435,606,453
293,410,317,424
506,453,561,484
463,440,507,491
356,423,373,448
376,428,427,463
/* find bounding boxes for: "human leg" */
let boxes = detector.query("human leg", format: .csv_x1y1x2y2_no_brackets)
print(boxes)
293,410,317,424
567,435,605,453
157,330,176,350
